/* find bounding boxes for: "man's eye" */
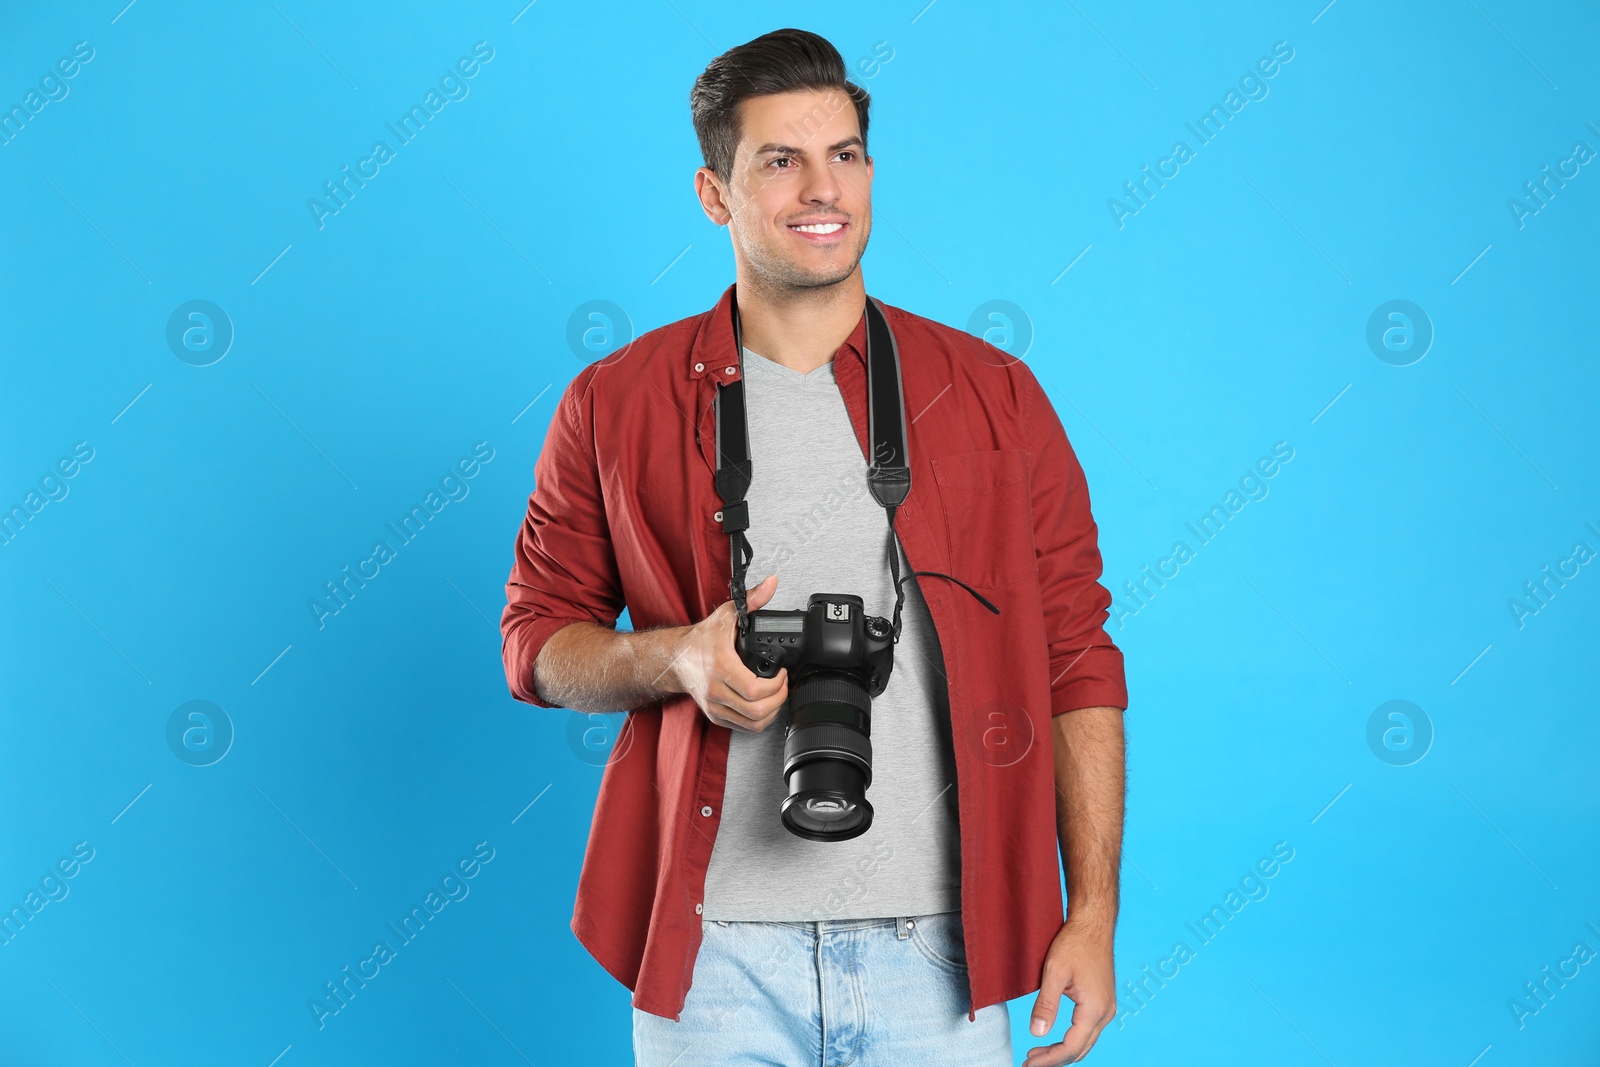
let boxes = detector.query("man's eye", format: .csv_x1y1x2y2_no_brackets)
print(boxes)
835,151,856,163
769,157,793,169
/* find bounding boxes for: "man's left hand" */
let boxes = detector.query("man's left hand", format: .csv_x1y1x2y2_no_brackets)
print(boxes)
1022,915,1116,1066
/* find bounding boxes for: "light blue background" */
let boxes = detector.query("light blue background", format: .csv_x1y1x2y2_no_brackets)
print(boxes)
2,1,1596,1064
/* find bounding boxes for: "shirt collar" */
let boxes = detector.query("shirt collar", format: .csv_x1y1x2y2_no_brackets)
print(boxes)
688,282,869,383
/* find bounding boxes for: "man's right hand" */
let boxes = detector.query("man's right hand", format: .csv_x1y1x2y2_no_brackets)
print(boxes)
671,573,789,732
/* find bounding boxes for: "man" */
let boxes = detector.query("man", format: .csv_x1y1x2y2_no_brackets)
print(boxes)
500,28,1128,1067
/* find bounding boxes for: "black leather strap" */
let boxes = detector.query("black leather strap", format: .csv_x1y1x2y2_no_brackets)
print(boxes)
712,304,756,633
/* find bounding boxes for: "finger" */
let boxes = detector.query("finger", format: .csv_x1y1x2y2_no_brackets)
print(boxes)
1022,1041,1072,1067
1052,996,1112,1065
705,679,784,729
707,697,780,733
1028,962,1067,1038
708,711,763,734
721,659,787,702
713,672,788,725
740,705,784,733
705,704,758,732
745,572,779,609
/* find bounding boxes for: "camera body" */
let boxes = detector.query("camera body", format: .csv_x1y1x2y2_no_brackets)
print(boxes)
734,593,895,842
736,593,894,695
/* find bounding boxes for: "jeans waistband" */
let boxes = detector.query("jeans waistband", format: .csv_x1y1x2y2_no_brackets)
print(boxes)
712,909,961,933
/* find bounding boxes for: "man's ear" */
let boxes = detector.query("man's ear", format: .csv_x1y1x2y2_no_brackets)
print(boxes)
695,166,732,226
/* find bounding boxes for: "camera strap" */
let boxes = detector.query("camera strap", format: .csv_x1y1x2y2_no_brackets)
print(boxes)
713,291,1000,640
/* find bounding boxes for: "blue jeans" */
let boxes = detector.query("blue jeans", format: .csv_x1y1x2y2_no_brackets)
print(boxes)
633,911,1012,1066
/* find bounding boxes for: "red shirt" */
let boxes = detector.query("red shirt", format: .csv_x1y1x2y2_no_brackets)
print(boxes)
501,283,1128,1021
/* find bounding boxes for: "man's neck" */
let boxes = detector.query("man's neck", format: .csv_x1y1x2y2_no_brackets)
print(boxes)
734,270,865,376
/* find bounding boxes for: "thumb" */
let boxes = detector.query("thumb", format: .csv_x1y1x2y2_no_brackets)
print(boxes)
1029,974,1064,1038
744,572,779,611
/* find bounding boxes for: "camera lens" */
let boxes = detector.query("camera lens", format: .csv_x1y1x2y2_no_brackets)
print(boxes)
780,671,874,841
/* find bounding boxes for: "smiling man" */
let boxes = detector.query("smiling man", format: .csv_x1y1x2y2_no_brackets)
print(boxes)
501,27,1128,1067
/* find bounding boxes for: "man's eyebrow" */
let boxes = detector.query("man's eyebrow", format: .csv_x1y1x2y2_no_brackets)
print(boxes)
752,136,864,156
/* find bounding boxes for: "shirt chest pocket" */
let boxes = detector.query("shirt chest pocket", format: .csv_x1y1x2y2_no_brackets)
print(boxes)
930,448,1037,589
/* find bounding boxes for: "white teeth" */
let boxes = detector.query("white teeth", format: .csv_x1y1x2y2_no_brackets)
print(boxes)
791,222,843,234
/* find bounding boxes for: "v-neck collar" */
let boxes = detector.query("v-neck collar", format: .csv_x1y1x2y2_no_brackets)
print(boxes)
741,346,836,384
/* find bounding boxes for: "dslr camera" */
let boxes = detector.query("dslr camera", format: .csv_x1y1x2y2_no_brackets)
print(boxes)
736,593,894,842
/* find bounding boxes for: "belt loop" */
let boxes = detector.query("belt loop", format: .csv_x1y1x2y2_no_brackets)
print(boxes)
896,916,910,940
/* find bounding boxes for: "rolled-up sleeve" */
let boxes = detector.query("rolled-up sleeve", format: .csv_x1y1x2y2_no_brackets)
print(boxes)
501,366,626,709
1019,366,1129,715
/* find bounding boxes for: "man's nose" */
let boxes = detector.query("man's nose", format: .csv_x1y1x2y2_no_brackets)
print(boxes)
799,164,843,206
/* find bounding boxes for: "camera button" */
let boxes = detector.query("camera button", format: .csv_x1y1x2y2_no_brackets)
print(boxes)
700,806,713,817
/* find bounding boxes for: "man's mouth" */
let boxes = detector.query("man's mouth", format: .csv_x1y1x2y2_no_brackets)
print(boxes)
787,220,847,241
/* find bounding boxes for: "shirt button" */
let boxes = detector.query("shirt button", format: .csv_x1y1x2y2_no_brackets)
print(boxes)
695,903,703,915
694,362,705,373
700,805,713,817
713,510,723,522
724,366,736,375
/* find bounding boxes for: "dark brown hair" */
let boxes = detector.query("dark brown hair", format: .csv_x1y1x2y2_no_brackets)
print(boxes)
690,28,871,186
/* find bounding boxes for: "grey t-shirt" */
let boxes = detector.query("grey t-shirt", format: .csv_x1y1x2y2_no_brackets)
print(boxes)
699,346,961,921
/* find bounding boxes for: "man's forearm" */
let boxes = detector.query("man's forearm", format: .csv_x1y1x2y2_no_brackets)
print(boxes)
1052,705,1126,926
532,620,691,712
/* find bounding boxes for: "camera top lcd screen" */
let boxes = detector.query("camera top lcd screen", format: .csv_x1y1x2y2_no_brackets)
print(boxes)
754,616,805,633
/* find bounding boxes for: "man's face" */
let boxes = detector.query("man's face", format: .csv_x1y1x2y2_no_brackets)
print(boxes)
700,88,873,291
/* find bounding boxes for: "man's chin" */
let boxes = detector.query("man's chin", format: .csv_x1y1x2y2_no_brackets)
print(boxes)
802,263,861,289
765,254,863,292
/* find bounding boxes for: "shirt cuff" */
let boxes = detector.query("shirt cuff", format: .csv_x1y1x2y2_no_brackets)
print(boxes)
1049,643,1129,715
503,613,597,709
